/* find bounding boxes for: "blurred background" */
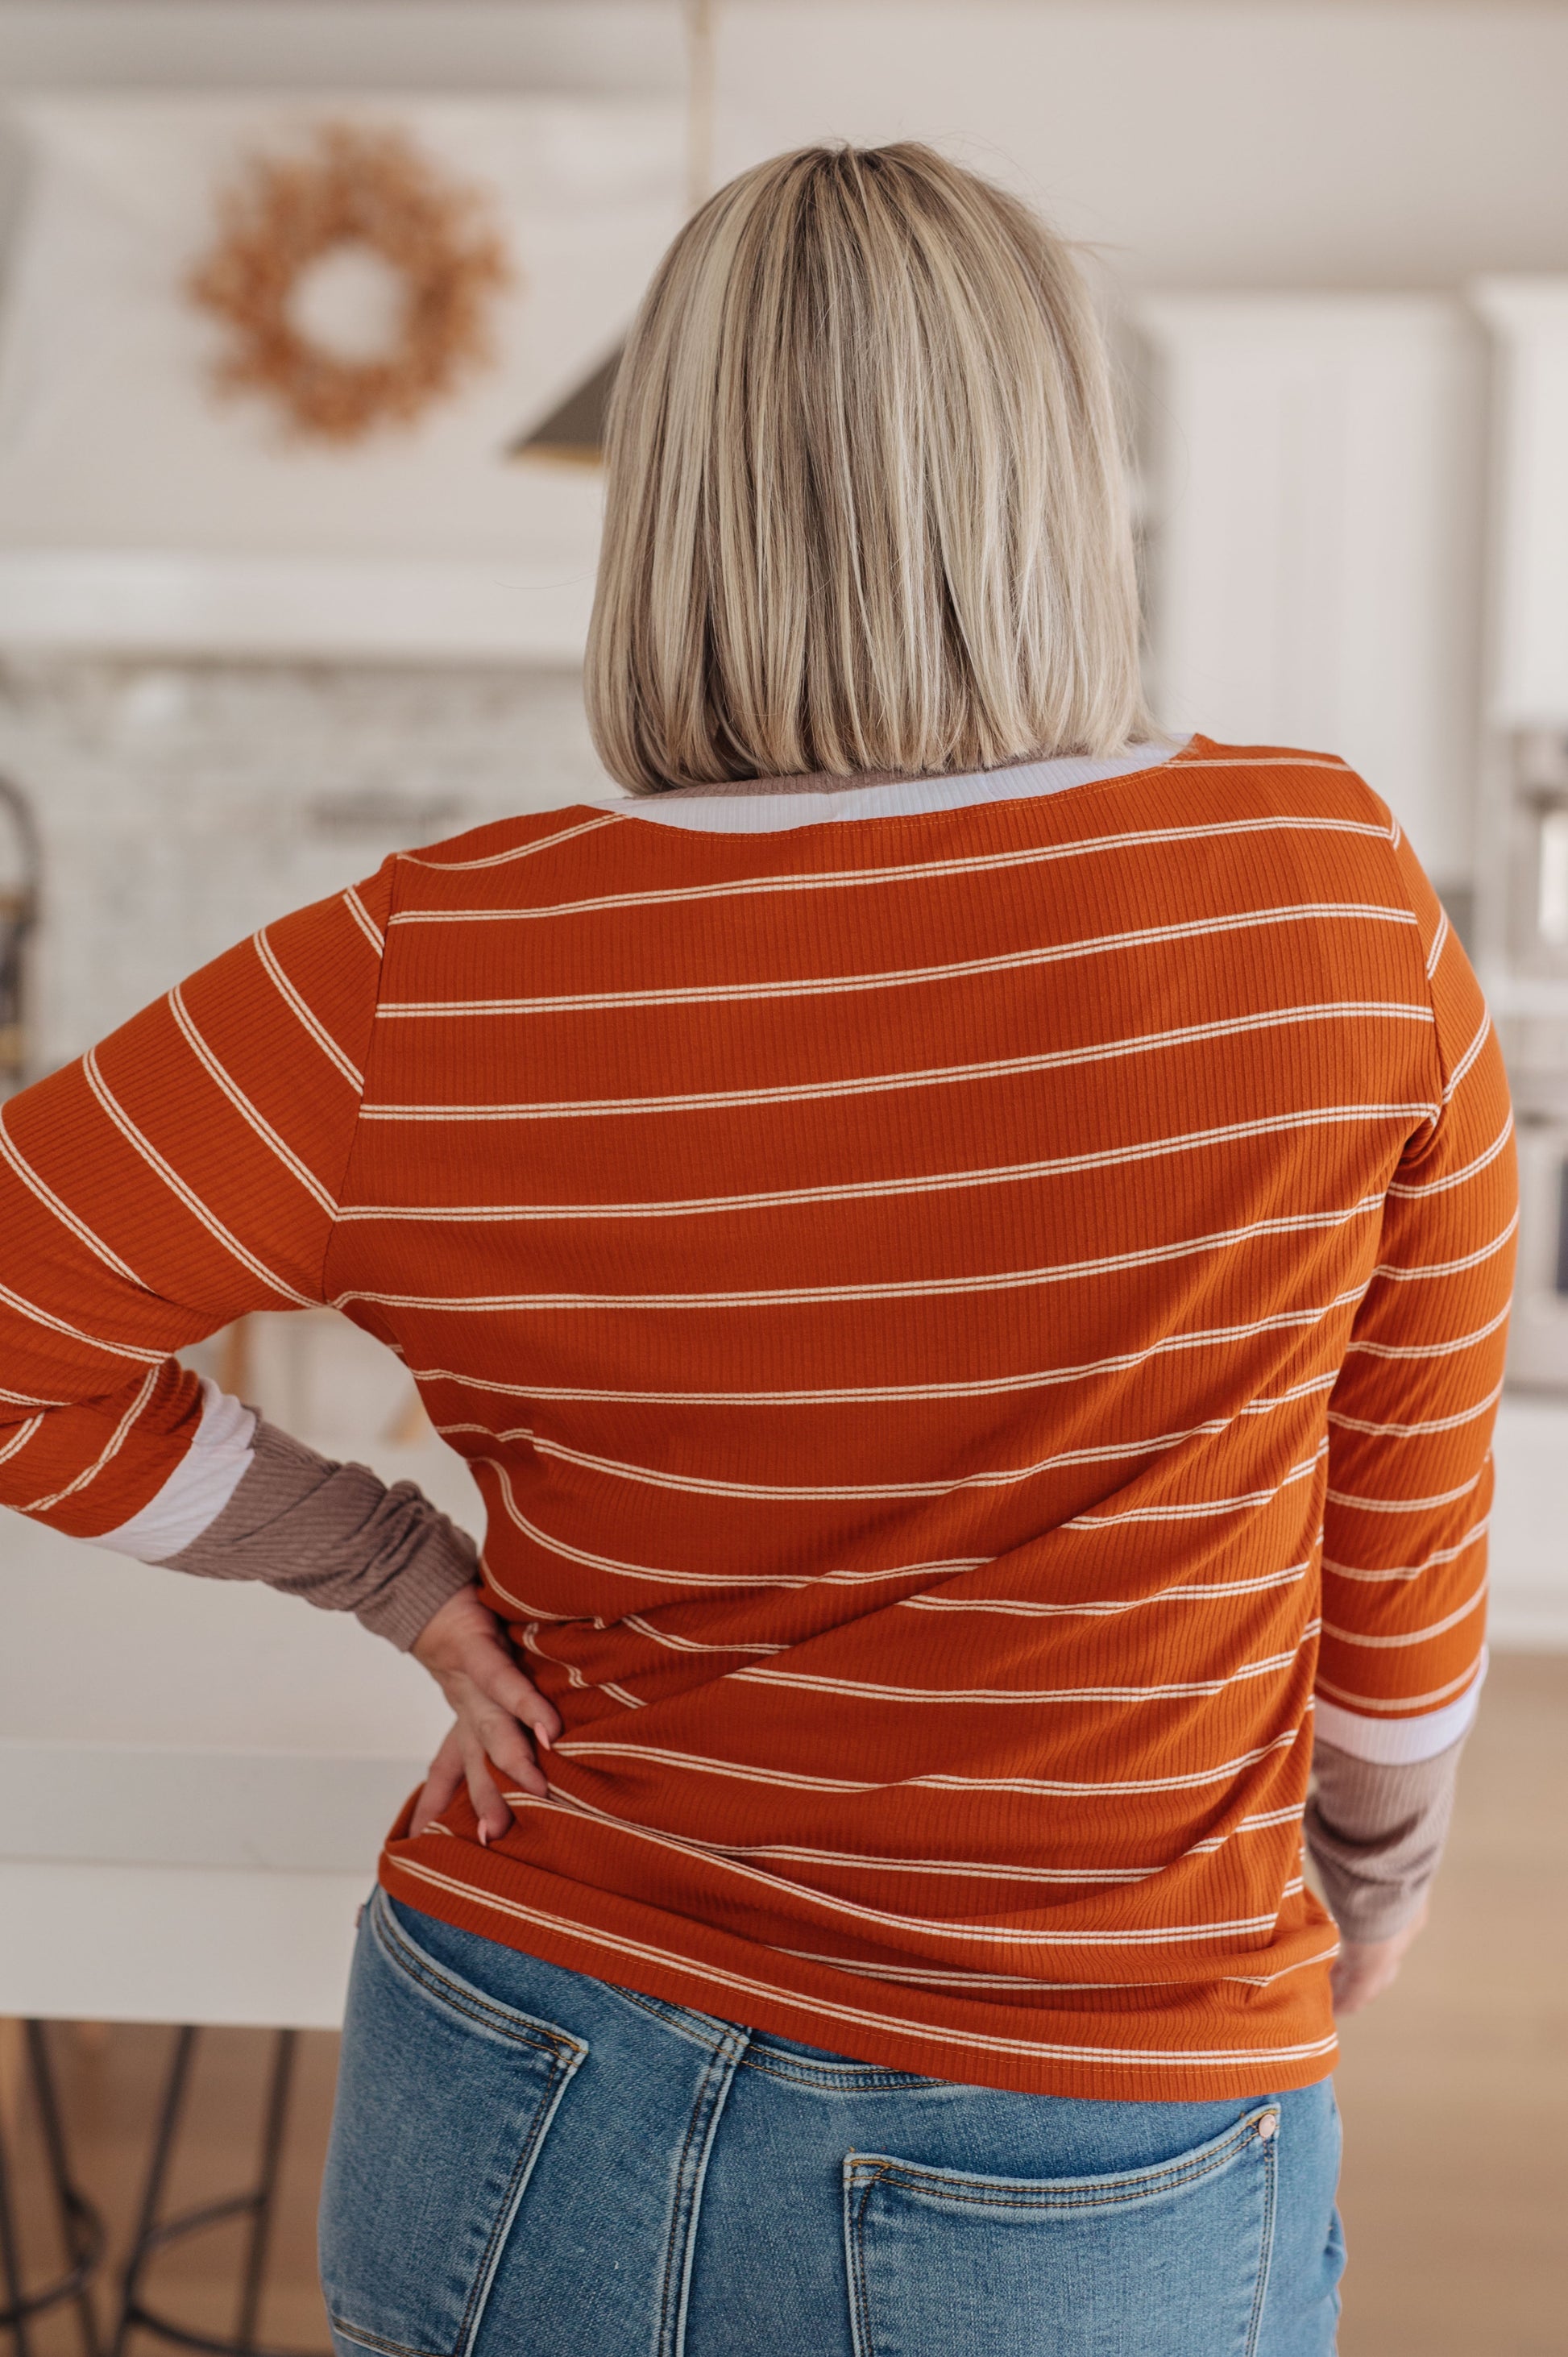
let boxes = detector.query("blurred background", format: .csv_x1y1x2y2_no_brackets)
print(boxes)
0,6,1564,2355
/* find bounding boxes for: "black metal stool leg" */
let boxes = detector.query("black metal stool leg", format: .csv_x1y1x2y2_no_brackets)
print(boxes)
0,2120,35,2357
24,2026,102,2357
0,2022,106,2357
233,2035,294,2355
111,2027,196,2357
112,2027,326,2357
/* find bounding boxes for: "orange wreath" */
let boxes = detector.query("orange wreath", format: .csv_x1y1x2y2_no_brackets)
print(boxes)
189,122,513,443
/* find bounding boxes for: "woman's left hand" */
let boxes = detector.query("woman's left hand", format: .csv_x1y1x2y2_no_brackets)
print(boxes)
409,1584,562,1843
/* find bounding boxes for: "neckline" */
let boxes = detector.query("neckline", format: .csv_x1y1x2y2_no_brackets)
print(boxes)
585,737,1195,836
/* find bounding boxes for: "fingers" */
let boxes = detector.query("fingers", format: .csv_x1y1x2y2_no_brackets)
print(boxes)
469,1650,562,1751
413,1724,467,1835
409,1593,558,1843
468,1687,550,1801
461,1724,516,1843
412,1592,563,1755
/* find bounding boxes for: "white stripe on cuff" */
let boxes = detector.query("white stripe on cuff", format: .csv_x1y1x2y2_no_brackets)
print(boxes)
1314,1650,1487,1762
83,1376,256,1563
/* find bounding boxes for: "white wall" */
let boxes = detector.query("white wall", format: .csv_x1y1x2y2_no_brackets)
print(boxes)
5,2,1568,293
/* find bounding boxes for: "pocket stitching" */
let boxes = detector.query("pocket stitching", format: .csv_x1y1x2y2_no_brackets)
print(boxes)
1242,2130,1279,2357
326,2050,576,2357
371,1893,587,2067
844,2116,1276,2357
845,2110,1267,2214
845,2164,889,2357
328,1898,587,2357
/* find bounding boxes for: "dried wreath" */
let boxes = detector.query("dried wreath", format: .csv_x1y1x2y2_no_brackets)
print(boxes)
188,121,513,442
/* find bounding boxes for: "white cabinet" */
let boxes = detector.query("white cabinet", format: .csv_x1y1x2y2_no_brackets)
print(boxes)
1135,295,1486,888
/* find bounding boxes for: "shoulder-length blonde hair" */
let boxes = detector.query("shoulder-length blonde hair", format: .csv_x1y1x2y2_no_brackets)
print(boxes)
586,141,1149,795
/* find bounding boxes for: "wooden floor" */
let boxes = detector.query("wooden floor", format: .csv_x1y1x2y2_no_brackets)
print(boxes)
6,1650,1566,2356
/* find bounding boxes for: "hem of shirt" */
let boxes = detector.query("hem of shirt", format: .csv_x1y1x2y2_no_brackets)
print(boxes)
377,1835,1340,2106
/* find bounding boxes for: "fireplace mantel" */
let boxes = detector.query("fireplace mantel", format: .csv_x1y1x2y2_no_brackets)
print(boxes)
0,547,593,662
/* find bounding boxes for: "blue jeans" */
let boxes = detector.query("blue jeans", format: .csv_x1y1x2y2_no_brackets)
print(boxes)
319,1887,1343,2357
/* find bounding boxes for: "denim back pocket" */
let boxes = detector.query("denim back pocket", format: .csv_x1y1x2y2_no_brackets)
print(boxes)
844,2103,1280,2357
319,1890,587,2357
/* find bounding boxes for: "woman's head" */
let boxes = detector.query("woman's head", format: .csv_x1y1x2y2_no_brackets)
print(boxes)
586,141,1149,795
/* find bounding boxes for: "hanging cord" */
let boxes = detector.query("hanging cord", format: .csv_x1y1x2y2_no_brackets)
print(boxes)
685,0,717,215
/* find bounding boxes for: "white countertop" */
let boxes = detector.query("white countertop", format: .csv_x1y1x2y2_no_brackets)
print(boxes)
2,1405,1563,2029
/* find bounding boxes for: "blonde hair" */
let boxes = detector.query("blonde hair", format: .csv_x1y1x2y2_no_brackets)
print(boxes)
586,141,1150,795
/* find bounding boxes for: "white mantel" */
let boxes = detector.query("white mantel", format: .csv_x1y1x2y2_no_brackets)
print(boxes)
0,550,595,663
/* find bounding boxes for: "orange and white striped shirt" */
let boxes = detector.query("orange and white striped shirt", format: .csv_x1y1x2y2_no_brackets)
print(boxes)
0,737,1514,2099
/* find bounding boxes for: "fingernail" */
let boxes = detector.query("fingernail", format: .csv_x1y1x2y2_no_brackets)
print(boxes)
478,1823,489,1848
537,1730,552,1751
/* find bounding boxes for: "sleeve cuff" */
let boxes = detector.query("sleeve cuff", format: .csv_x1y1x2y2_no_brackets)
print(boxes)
1305,1730,1469,1943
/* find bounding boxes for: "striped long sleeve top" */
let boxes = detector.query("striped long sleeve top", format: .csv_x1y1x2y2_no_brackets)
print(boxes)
0,737,1514,2100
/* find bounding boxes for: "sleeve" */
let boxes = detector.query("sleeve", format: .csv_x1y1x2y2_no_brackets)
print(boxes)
1309,828,1516,1932
1305,1732,1466,1944
0,861,472,1648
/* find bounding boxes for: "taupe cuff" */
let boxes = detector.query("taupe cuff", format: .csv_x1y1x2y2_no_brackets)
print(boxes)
1305,1732,1467,1944
162,1417,479,1650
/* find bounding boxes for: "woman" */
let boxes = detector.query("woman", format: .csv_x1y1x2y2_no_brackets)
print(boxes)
0,146,1512,2355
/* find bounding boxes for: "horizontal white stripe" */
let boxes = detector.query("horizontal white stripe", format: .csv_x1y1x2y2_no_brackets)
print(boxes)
1065,1446,1325,1528
375,909,1418,1019
1327,1380,1503,1438
1315,1660,1483,1714
618,1612,784,1658
1387,1112,1512,1197
335,1204,1383,1309
724,1637,1311,1708
780,1955,1175,1991
552,1724,1307,1799
1324,1469,1483,1514
82,1379,256,1563
896,1559,1312,1618
334,1104,1429,1230
388,1860,1341,2069
479,1461,975,1594
505,1800,1162,1884
360,1002,1431,1127
1343,1301,1511,1362
472,1380,1344,1501
1369,1212,1516,1283
499,1786,1284,1948
1322,1516,1488,1583
0,1270,165,1366
1313,1657,1484,1762
778,1944,1325,1994
1320,1583,1485,1650
387,806,1393,929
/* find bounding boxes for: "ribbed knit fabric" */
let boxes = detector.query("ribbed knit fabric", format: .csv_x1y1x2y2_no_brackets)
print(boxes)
0,737,1514,2098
